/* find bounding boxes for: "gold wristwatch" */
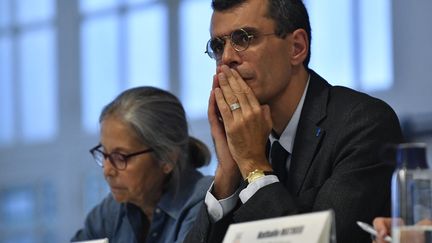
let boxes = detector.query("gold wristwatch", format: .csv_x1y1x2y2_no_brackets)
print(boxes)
245,169,274,184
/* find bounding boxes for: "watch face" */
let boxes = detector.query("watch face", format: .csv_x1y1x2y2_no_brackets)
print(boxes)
247,169,266,184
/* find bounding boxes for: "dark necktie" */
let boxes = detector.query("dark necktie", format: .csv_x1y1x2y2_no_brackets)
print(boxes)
270,141,289,182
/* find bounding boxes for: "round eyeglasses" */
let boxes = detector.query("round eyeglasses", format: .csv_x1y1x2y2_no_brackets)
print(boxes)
89,144,154,170
205,28,276,60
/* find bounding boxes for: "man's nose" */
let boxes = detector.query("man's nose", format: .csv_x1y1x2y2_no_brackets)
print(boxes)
219,41,241,68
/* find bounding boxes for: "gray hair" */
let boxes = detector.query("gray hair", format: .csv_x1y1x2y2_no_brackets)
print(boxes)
99,86,210,180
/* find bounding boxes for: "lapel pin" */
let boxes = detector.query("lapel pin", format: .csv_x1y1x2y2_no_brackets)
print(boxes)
315,128,321,137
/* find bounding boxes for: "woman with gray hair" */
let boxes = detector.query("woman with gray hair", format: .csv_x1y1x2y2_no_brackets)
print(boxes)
71,86,212,243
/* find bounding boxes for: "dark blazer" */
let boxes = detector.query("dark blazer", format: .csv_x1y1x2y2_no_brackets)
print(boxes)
184,70,404,243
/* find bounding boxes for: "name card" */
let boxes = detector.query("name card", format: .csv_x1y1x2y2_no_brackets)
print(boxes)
72,238,108,243
222,210,335,243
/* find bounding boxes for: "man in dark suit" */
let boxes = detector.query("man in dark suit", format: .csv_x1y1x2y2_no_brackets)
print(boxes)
185,0,403,242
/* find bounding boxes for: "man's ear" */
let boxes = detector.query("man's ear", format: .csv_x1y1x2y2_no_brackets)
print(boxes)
291,29,309,66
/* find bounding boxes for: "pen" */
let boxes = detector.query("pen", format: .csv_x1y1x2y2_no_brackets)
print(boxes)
356,221,392,242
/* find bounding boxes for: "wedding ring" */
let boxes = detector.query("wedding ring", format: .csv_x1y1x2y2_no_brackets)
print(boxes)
229,102,241,111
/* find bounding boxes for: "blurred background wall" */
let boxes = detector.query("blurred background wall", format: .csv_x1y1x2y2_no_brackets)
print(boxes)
0,0,431,242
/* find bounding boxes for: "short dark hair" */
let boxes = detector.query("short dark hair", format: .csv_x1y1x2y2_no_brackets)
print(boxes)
212,0,312,67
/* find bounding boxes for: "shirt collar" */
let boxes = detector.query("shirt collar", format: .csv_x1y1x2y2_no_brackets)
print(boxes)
155,168,202,219
125,168,202,221
269,75,310,154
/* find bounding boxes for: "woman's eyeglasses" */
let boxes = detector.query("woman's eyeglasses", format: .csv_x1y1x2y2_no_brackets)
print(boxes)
89,144,153,170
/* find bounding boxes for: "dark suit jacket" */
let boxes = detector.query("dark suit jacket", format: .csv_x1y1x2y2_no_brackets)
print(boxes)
184,70,404,243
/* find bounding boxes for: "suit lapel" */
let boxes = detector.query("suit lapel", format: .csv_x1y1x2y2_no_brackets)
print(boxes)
289,70,329,194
